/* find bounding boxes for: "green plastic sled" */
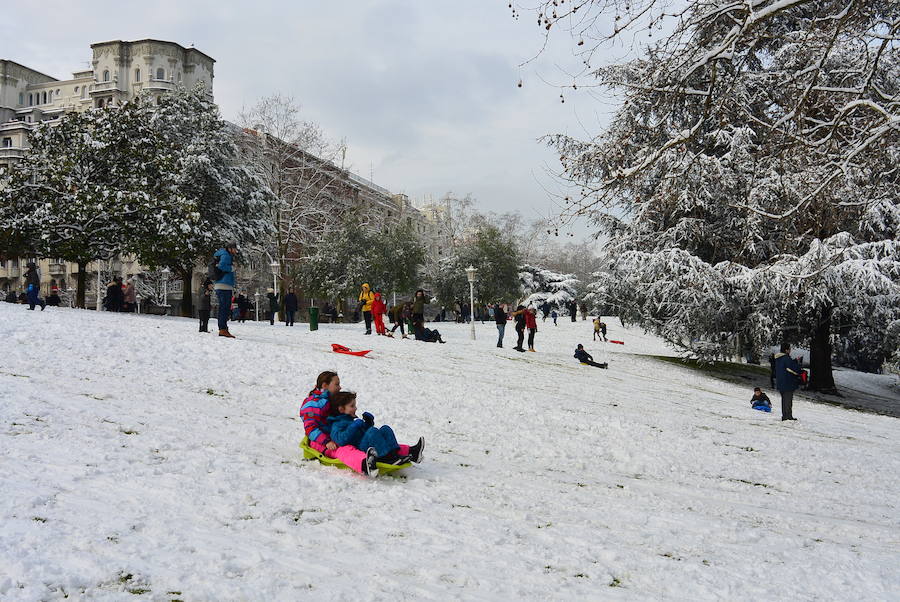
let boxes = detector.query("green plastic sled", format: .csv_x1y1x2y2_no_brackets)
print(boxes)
300,437,411,475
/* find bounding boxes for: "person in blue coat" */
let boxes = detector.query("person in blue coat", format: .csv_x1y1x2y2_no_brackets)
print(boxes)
750,387,772,412
774,343,802,421
328,391,424,464
213,243,238,338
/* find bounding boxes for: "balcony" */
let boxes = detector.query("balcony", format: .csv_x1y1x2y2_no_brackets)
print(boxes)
90,81,120,93
49,263,66,276
0,148,26,160
0,266,20,279
143,79,176,92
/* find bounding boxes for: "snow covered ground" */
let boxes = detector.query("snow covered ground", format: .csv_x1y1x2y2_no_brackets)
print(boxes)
2,304,898,600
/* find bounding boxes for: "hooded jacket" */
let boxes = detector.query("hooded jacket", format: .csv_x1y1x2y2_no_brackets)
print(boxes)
372,293,386,316
327,414,370,449
214,248,235,289
774,352,802,392
358,283,374,311
300,389,332,446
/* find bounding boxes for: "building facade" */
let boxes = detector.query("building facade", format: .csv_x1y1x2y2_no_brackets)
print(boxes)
0,40,214,301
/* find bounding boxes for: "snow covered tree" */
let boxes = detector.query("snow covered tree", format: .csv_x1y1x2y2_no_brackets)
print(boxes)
519,265,580,309
0,106,165,307
429,224,521,306
126,88,274,317
239,94,351,308
520,0,900,388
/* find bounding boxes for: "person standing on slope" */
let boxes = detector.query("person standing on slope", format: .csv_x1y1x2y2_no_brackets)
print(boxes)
372,291,388,336
525,306,538,352
266,288,279,325
510,305,527,352
412,289,428,324
494,302,507,348
198,278,213,333
774,343,802,421
284,287,298,327
213,243,238,338
358,283,375,335
22,263,45,311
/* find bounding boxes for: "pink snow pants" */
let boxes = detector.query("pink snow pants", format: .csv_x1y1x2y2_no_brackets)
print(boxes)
310,440,410,474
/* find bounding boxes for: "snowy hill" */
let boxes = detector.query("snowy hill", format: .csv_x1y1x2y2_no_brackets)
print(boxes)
2,304,898,600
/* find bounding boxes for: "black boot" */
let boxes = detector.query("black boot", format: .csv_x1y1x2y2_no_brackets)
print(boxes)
361,447,379,478
408,437,425,463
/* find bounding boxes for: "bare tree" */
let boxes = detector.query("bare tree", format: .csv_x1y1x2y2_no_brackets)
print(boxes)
239,94,352,311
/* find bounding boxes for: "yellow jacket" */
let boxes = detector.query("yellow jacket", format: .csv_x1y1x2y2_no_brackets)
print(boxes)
358,283,375,311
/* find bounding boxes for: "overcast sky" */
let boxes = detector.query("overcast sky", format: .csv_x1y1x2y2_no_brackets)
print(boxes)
2,1,629,240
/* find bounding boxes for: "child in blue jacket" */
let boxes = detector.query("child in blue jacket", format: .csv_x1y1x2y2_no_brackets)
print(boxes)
750,387,772,412
328,391,424,465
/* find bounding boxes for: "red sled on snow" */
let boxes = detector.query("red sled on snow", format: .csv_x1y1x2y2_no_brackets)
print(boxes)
331,344,371,357
609,340,625,345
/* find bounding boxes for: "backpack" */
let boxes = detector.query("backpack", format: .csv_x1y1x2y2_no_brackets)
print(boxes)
207,255,224,282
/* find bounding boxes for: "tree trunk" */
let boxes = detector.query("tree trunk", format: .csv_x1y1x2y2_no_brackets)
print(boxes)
76,261,87,308
179,267,193,317
808,311,838,393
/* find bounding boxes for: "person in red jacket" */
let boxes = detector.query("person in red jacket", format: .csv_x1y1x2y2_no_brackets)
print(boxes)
372,291,388,336
525,307,538,352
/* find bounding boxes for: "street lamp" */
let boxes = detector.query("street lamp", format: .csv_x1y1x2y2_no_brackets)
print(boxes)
465,265,476,340
254,290,260,322
161,267,170,313
270,260,279,292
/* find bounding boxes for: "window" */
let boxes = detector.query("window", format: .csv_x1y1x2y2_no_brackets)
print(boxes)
2,138,11,147
103,70,110,82
177,71,182,82
47,91,52,102
42,91,47,104
74,86,79,93
56,89,61,95
18,92,23,105
28,93,32,106
81,86,87,99
156,68,165,80
134,68,141,82
97,99,104,109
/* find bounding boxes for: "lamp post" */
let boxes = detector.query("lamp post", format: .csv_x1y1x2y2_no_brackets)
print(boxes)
254,290,260,322
95,262,102,311
465,265,476,340
161,267,170,313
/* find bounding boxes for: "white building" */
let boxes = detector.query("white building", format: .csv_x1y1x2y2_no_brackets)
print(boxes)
0,40,214,302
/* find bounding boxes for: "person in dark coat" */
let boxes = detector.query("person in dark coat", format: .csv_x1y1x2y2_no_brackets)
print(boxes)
574,344,607,368
104,277,123,312
5,289,18,303
510,305,527,352
568,300,578,322
413,319,445,343
774,343,802,421
750,387,772,412
411,289,428,324
284,287,298,326
23,263,45,310
46,289,61,307
768,353,777,388
266,288,279,325
494,302,507,348
198,279,213,333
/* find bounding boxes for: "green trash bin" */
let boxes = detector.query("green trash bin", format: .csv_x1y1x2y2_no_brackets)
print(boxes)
309,306,319,331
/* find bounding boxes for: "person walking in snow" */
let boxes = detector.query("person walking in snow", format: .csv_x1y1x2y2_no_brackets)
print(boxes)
389,301,410,338
22,263,45,311
213,243,238,338
580,303,588,321
105,276,124,312
568,300,578,322
328,391,425,466
551,310,558,326
541,301,551,322
494,302,507,348
574,344,607,368
525,307,538,352
197,279,212,333
774,343,802,421
266,288,279,325
284,287,298,326
358,283,375,335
